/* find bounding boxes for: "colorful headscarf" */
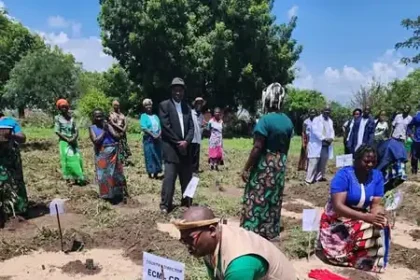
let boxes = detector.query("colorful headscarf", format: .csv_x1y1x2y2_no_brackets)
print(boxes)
261,82,286,113
56,99,69,109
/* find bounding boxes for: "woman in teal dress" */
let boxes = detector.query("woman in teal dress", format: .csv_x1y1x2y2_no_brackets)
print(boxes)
140,99,163,179
0,111,28,219
240,83,294,240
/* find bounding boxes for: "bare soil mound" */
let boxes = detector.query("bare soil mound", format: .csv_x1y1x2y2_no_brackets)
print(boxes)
61,260,102,276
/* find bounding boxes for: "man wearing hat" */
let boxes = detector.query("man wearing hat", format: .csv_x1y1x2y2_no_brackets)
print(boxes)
191,97,206,175
158,77,195,214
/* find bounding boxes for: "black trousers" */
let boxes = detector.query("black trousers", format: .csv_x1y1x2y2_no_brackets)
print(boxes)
160,161,192,211
190,143,200,173
411,141,420,174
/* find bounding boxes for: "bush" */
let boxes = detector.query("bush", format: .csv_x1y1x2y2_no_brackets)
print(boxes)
126,117,141,134
19,110,53,128
77,88,111,118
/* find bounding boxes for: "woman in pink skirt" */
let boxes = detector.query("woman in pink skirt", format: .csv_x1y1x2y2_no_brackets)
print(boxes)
207,107,224,171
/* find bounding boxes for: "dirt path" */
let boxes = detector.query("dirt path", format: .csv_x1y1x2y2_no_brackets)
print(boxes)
0,249,140,280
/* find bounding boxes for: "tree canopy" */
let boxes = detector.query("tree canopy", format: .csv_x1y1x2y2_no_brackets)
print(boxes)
0,10,44,102
395,16,420,64
98,0,302,109
4,47,82,116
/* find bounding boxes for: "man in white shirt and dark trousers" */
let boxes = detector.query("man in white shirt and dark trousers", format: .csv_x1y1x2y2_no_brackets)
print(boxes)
191,97,206,175
305,106,335,185
158,77,195,214
392,105,412,141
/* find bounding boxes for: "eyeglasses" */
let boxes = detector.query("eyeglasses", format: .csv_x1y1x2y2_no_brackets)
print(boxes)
180,230,204,246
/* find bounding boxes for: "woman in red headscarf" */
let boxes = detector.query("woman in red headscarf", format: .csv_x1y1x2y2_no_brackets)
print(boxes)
54,99,85,185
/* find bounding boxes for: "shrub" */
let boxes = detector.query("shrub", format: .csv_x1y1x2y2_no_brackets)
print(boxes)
20,110,53,128
77,88,111,118
126,117,141,134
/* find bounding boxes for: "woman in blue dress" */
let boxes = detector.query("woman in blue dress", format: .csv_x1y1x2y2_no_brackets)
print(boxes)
140,99,163,179
318,144,390,273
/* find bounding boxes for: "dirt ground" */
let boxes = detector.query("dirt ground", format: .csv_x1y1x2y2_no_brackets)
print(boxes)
1,139,420,279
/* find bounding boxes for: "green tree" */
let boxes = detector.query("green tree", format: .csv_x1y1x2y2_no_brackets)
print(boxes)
78,70,107,96
350,81,387,113
0,10,45,102
283,88,326,134
98,0,302,108
102,64,141,114
330,101,351,137
77,87,111,118
4,47,81,117
386,69,420,113
395,16,420,64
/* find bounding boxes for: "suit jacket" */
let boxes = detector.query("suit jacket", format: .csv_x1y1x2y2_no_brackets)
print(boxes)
346,116,375,153
158,99,194,164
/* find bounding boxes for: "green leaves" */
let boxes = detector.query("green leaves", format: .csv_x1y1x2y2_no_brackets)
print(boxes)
98,0,302,109
0,11,45,106
3,47,81,116
395,16,420,64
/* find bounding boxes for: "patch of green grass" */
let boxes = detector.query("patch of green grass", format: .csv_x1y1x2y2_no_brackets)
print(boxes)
23,127,345,156
280,226,317,259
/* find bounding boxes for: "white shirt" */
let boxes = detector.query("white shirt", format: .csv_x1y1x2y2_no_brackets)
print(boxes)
191,109,204,144
392,114,412,140
375,121,389,141
303,118,313,135
173,99,184,138
356,117,369,150
307,115,335,159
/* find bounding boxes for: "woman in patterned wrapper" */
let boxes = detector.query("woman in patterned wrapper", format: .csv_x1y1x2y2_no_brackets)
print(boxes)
318,145,390,273
240,83,294,241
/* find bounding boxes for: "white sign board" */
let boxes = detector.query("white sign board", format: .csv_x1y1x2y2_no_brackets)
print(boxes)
336,154,353,168
143,252,185,280
385,191,403,211
49,198,66,216
183,177,199,198
302,209,320,232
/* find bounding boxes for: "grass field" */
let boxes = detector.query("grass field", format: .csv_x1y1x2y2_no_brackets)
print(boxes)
0,127,419,279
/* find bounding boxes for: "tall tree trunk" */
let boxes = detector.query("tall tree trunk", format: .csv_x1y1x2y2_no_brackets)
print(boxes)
18,106,25,118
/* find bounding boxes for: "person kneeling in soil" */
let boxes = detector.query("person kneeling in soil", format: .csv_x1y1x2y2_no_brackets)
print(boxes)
173,206,299,280
318,144,390,272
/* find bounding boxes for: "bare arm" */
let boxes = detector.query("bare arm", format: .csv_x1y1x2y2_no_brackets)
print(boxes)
12,132,26,144
370,197,385,215
122,117,128,133
332,193,386,227
243,135,265,172
331,193,370,221
107,123,121,140
110,118,125,133
55,132,70,142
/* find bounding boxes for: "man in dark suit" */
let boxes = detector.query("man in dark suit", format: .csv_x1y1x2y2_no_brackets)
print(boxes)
158,77,195,214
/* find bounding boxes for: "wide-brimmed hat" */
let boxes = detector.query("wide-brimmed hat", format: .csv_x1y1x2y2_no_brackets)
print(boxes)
170,77,185,88
192,97,206,106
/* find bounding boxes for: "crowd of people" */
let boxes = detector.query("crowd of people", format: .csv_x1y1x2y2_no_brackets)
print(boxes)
1,77,419,278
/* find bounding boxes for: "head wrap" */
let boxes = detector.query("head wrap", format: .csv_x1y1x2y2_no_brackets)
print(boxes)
143,98,153,107
193,97,206,106
172,218,220,231
261,83,286,113
56,99,69,109
112,100,120,106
